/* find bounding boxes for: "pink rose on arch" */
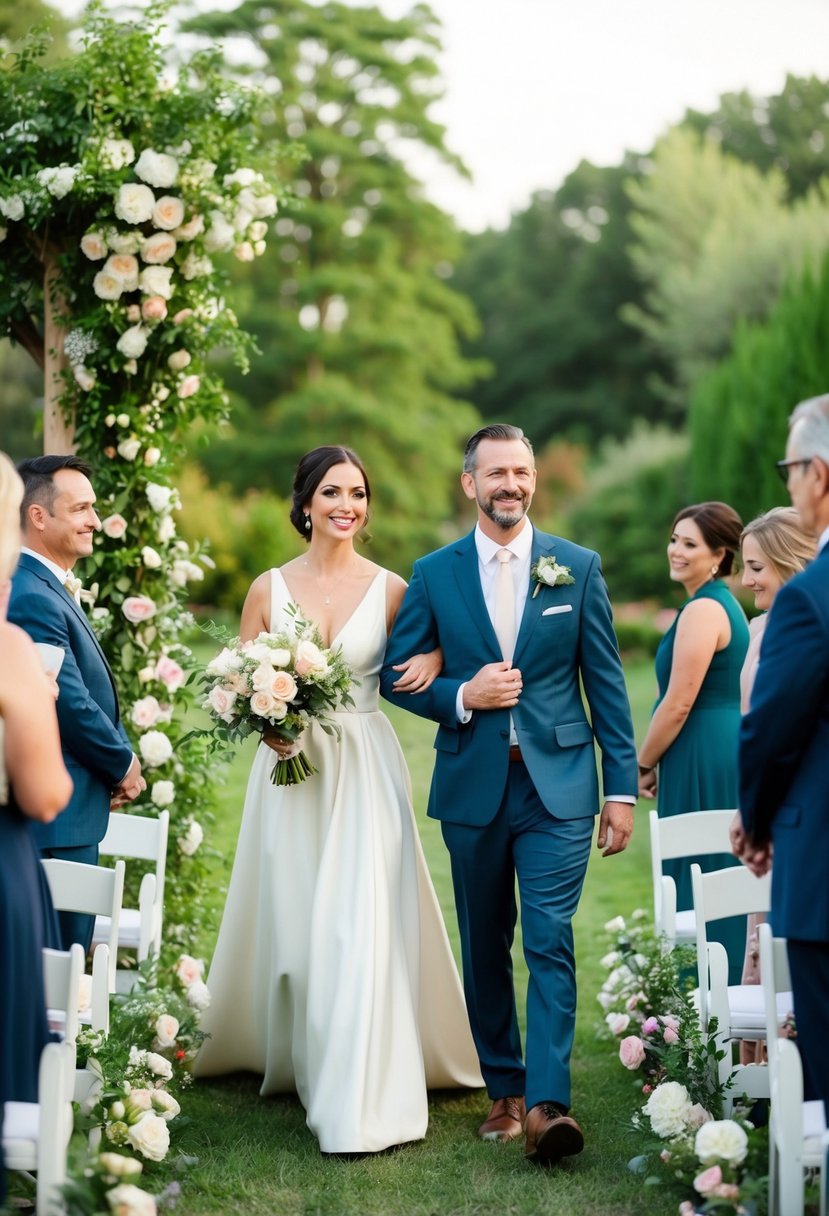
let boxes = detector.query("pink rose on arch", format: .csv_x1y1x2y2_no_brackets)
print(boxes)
131,695,163,729
641,1016,660,1036
155,654,185,692
663,1025,680,1045
101,513,128,539
661,1015,679,1031
172,308,193,324
122,595,157,624
605,1012,630,1036
174,954,204,987
142,295,168,322
693,1165,723,1196
177,374,200,399
712,1184,739,1201
618,1035,646,1070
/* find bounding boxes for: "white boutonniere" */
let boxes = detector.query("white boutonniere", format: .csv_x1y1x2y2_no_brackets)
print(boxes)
531,555,575,598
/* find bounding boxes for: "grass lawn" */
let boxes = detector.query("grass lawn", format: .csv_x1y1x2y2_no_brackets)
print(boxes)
174,656,663,1215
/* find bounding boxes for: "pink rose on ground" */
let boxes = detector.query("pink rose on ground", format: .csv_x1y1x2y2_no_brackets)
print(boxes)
605,1012,630,1036
687,1104,713,1129
663,1026,680,1044
174,955,203,987
101,514,128,539
641,1016,660,1036
693,1165,723,1196
155,655,185,692
122,596,157,624
626,991,647,1011
619,1035,646,1069
679,1203,697,1216
177,374,200,399
141,295,168,322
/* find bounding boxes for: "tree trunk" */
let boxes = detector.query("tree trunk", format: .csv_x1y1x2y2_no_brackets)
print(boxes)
42,250,76,454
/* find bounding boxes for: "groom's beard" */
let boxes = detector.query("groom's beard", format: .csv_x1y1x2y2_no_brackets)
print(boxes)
479,490,529,529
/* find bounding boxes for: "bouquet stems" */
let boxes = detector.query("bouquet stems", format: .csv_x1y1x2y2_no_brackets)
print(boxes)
269,750,318,786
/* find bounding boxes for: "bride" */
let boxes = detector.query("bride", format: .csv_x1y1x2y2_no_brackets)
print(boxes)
195,445,482,1153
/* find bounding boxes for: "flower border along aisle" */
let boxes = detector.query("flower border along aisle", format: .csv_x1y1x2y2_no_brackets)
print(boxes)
597,911,770,1216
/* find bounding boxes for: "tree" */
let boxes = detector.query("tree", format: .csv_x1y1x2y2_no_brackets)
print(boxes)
184,0,483,571
683,75,829,201
690,254,829,521
624,126,829,408
452,156,671,447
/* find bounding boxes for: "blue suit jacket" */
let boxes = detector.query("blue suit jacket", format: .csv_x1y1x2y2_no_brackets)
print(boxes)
8,553,134,849
740,545,829,943
380,527,638,826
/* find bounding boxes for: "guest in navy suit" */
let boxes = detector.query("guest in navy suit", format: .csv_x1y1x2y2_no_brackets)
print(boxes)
736,393,829,1116
381,424,638,1164
8,455,145,953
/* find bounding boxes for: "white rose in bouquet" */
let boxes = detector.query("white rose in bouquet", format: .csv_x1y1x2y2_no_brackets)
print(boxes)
294,638,329,677
694,1119,749,1165
135,149,179,188
105,1183,156,1216
127,1111,170,1162
115,183,155,225
139,731,173,768
206,646,243,677
644,1081,693,1139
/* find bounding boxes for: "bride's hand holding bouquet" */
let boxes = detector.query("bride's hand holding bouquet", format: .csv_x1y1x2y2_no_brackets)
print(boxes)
195,606,355,786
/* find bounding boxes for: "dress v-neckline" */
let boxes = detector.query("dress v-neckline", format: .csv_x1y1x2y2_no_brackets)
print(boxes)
274,567,384,649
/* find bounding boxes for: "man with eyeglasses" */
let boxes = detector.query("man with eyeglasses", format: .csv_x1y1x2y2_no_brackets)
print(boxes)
735,392,829,1118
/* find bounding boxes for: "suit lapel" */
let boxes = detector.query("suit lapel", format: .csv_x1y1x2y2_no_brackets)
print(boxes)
452,531,502,657
18,554,119,700
513,530,557,666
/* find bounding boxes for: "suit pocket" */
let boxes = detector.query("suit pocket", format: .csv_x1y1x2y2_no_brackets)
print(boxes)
434,726,460,754
542,604,573,616
555,721,594,748
774,803,801,828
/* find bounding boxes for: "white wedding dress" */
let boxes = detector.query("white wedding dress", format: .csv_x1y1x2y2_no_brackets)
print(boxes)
195,568,482,1152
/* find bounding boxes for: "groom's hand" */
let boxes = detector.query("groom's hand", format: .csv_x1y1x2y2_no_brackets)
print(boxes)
462,661,523,710
597,801,634,857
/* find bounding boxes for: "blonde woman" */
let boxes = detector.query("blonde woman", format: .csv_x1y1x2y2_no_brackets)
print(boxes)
0,451,71,1205
735,506,815,1064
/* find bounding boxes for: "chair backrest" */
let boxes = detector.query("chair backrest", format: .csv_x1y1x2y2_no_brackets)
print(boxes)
691,861,771,1029
41,858,125,992
649,810,736,933
42,943,84,1048
99,809,169,957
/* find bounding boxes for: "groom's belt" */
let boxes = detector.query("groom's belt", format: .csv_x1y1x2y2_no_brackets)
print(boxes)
508,745,524,764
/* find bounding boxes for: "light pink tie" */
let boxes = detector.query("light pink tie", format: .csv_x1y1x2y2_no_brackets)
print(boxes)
494,548,516,663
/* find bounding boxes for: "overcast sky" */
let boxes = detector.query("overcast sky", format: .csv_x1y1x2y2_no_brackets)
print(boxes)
378,0,829,231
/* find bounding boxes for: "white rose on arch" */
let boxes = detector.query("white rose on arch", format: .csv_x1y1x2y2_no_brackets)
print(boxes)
150,780,175,808
139,730,173,769
151,195,185,230
116,326,149,359
37,164,79,198
100,138,135,170
117,437,142,462
138,265,174,299
115,182,155,225
178,820,204,856
135,149,179,189
145,483,175,513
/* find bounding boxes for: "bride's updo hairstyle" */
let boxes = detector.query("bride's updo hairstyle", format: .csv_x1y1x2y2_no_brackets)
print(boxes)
289,445,372,542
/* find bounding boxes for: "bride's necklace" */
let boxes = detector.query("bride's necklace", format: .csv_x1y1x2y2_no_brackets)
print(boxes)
303,558,356,606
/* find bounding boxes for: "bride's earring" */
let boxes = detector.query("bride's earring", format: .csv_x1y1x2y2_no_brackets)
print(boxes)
304,514,311,532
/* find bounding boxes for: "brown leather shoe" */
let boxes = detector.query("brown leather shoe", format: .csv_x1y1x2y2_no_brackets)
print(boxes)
524,1102,584,1164
478,1096,526,1142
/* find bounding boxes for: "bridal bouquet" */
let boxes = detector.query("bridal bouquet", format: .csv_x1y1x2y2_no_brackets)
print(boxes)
196,607,355,785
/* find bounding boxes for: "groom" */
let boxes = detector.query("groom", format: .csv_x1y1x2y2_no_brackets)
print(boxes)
381,424,637,1164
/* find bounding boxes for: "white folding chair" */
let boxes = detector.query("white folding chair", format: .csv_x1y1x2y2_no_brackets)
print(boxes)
691,861,786,1110
1,1040,75,1216
759,923,827,1216
43,942,108,1106
41,857,125,994
649,809,736,945
92,810,169,980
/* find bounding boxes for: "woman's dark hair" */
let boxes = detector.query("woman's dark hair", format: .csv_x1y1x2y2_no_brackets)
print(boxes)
671,501,744,577
289,446,371,541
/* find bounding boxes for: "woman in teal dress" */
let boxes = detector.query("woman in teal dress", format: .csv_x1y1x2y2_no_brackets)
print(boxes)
638,502,749,984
